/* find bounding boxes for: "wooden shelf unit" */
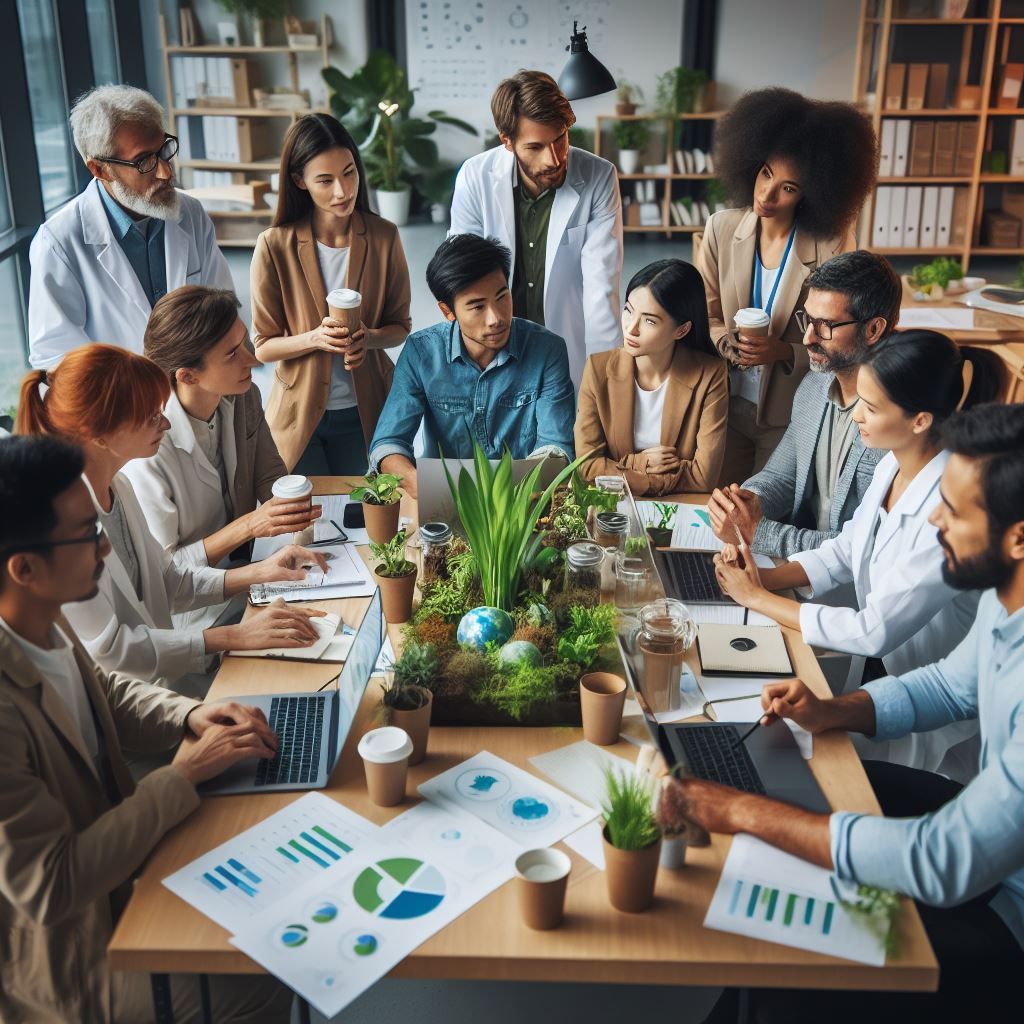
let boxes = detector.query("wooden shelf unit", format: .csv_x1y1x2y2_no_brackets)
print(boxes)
854,0,1024,269
593,112,726,238
159,12,333,248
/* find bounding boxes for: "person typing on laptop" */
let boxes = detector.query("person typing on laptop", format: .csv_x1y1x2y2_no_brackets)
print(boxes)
667,404,1024,1023
367,233,576,498
0,435,290,1022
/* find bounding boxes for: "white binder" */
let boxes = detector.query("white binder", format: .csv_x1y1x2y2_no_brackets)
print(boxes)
936,186,954,247
879,119,896,177
920,187,940,250
888,186,907,249
893,119,911,177
903,186,923,249
872,187,892,249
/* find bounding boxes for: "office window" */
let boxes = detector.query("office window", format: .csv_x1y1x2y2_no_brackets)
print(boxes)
16,0,78,213
86,0,119,86
0,258,28,419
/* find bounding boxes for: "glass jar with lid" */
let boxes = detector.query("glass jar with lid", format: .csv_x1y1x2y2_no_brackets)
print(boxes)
638,599,696,713
418,521,453,585
564,541,604,596
593,510,629,549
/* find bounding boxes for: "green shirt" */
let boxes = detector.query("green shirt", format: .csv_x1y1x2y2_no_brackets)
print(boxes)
511,182,554,326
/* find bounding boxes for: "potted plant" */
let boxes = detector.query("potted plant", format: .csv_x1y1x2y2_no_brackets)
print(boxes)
656,66,709,117
381,640,438,764
645,502,677,548
351,472,402,545
371,528,417,623
612,120,649,175
615,78,644,117
213,0,285,48
601,768,662,912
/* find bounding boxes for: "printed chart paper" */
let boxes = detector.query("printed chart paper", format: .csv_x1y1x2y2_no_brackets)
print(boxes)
230,801,519,1018
704,834,886,966
162,793,376,934
418,751,597,847
636,500,718,551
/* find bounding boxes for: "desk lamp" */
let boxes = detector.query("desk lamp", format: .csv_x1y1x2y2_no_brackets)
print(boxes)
557,20,616,101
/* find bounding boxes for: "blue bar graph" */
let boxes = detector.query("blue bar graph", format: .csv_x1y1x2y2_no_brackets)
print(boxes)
300,830,341,861
823,902,834,935
228,858,262,885
804,898,815,925
203,872,227,892
289,839,329,868
729,880,743,915
214,865,257,897
277,845,300,864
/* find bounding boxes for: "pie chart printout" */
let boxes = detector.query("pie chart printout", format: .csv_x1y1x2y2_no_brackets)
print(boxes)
353,858,446,920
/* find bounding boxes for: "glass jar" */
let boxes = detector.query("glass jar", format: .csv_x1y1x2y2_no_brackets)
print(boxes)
594,475,626,497
564,541,604,596
419,521,453,585
638,599,696,713
593,510,629,549
614,553,653,616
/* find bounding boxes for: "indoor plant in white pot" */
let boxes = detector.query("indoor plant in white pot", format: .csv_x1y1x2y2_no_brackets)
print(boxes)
612,119,649,176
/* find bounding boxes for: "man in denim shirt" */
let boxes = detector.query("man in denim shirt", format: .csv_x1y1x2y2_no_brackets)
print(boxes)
368,234,576,497
671,403,1024,1022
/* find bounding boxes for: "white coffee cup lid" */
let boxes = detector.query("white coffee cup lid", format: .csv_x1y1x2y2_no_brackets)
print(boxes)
734,307,771,326
326,288,362,309
358,726,413,764
271,474,312,499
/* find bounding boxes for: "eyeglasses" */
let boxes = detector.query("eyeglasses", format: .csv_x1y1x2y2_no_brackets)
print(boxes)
11,521,104,555
795,310,869,341
98,135,178,175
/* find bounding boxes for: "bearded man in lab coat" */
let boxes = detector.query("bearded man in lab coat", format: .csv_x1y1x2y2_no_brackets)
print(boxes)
28,84,233,370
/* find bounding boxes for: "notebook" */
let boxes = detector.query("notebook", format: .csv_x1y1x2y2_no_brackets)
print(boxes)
229,613,353,662
696,623,794,677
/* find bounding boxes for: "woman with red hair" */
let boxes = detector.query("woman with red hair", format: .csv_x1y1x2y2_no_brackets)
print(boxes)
16,344,325,697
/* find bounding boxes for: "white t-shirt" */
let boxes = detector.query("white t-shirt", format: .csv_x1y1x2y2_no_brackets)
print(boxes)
633,378,668,452
0,616,100,761
730,256,781,406
317,241,356,411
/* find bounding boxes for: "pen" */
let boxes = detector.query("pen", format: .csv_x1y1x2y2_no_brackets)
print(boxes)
733,712,777,749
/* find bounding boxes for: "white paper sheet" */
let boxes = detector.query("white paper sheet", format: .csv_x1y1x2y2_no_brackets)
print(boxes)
417,751,598,848
897,306,980,331
704,834,886,965
229,613,350,661
249,544,373,604
162,793,377,934
564,821,606,869
529,741,636,810
636,500,719,551
230,801,519,1018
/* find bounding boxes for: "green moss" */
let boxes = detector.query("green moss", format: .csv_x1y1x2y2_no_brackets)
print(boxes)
475,661,561,720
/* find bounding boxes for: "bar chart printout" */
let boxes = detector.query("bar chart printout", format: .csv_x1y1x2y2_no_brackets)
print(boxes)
704,834,887,966
163,793,376,933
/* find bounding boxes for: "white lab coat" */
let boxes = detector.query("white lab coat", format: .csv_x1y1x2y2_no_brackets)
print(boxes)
28,179,234,369
791,450,980,781
450,145,623,388
61,473,226,699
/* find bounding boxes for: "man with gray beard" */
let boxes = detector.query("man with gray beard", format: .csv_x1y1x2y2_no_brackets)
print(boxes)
28,85,233,370
707,251,903,559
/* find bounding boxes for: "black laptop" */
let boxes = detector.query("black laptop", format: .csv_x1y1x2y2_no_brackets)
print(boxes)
654,549,735,605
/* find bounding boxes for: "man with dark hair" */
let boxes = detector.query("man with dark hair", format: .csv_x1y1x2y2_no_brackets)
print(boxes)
709,250,903,558
677,403,1024,1024
450,70,622,388
0,435,291,1021
367,234,575,497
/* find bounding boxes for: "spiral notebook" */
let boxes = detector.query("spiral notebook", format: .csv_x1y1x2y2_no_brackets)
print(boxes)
696,623,794,677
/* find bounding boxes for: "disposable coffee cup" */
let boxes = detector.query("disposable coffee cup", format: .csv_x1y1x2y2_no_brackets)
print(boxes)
357,726,413,807
734,307,771,338
579,672,627,746
271,474,315,546
327,288,362,370
515,848,571,930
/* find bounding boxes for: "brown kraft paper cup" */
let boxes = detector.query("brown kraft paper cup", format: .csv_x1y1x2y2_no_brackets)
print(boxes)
357,726,412,807
515,849,571,930
327,288,362,370
580,672,627,745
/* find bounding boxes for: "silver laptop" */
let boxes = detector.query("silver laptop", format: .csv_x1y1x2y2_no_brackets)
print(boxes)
201,589,384,795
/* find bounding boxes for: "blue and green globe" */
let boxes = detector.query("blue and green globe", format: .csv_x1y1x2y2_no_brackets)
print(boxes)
457,606,514,649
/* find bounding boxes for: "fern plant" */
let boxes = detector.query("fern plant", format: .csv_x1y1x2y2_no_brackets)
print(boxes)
602,769,660,851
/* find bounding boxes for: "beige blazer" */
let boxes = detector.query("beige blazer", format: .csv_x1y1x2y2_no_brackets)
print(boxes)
251,211,412,470
0,623,199,1023
698,207,855,428
575,345,729,495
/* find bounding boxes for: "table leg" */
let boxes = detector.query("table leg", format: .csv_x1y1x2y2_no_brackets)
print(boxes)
200,974,213,1024
298,997,312,1024
151,973,174,1024
737,987,750,1024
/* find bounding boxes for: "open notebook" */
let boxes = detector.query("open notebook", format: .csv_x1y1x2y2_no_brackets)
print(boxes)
229,613,353,662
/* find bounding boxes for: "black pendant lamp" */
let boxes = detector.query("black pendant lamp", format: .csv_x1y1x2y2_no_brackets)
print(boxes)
557,21,616,101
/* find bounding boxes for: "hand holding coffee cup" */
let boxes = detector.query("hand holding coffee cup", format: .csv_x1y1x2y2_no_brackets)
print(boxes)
271,475,316,547
733,307,789,367
326,288,366,371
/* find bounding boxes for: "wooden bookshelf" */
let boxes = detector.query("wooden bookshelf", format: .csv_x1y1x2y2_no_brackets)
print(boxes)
593,112,726,238
854,0,1024,268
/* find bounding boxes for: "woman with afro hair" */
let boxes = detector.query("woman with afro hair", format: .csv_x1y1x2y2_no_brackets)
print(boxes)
697,87,877,486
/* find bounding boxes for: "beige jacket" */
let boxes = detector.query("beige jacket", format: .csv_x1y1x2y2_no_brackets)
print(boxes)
698,207,855,428
575,345,729,495
251,211,412,470
0,622,199,1023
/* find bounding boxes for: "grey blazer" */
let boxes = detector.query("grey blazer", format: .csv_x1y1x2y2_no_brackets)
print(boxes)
744,372,884,558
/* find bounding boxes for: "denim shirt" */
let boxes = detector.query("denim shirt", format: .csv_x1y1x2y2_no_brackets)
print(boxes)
830,588,1024,949
97,183,167,308
368,317,576,470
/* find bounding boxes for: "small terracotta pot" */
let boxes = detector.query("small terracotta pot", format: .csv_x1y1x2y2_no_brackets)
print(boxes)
375,565,417,623
602,829,661,913
579,672,627,745
615,102,637,116
363,500,400,545
389,688,432,765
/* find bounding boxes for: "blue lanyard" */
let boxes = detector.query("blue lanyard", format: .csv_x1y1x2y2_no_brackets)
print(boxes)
752,225,796,316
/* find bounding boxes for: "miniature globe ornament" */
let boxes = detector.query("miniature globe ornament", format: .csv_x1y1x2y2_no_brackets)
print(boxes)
498,640,543,668
457,606,515,649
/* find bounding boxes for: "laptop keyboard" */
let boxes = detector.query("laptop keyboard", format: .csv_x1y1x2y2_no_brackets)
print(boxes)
675,725,767,795
655,550,732,604
254,695,326,787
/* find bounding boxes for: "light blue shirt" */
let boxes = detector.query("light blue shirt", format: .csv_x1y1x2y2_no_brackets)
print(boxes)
830,588,1024,948
368,317,576,470
97,184,167,308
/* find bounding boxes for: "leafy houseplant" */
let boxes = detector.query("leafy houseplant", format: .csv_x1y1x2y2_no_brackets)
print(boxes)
601,768,662,912
382,640,438,764
418,164,459,223
371,528,417,623
910,257,963,291
556,603,617,670
352,472,402,545
656,66,709,117
612,120,649,175
615,78,644,116
646,502,678,547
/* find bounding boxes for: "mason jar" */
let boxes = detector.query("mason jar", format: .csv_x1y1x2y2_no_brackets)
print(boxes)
419,521,453,585
638,599,696,712
564,541,605,597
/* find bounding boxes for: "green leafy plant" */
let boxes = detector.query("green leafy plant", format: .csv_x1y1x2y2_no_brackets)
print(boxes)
351,472,401,506
370,528,415,577
567,127,594,152
612,119,649,151
572,471,620,515
417,164,459,209
557,603,617,669
655,66,708,117
443,445,590,612
839,884,902,959
910,257,963,290
705,178,727,209
625,535,648,555
476,659,561,720
616,78,645,106
381,640,438,711
651,502,678,532
602,768,661,851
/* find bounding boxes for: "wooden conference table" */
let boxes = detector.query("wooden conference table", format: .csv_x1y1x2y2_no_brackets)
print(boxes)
108,480,938,1000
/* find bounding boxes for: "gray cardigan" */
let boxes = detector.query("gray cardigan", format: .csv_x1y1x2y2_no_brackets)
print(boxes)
744,371,884,558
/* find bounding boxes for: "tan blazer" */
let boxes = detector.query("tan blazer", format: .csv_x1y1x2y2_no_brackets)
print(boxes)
0,622,199,1022
575,345,729,495
251,211,412,470
698,207,855,428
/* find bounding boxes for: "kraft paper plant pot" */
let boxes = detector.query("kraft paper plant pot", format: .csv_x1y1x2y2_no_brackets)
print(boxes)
602,830,662,913
375,566,417,623
389,688,433,765
363,500,401,545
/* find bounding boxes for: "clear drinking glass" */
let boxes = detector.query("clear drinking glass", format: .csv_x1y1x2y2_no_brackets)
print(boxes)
614,553,653,617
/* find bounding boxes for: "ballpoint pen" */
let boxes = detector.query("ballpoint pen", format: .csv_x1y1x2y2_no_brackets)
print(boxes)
733,711,778,749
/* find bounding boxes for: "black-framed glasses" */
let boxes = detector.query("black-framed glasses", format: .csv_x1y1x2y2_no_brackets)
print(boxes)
10,521,104,556
98,135,178,175
795,309,868,341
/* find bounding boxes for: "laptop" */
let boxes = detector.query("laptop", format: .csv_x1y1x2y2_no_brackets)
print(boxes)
201,589,384,795
615,636,829,813
654,549,735,605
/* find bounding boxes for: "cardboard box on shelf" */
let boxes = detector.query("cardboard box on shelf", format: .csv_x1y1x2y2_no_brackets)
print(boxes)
983,211,1021,248
905,64,930,112
954,84,981,110
1002,186,1024,223
996,64,1024,111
